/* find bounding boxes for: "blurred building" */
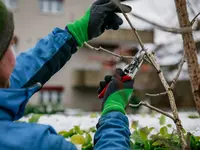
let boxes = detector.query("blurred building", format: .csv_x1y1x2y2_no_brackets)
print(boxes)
4,0,154,111
5,0,199,111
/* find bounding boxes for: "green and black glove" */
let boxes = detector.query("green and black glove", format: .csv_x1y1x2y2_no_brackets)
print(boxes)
98,68,134,115
67,0,131,47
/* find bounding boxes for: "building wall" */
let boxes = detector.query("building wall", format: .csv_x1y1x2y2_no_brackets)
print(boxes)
11,0,103,111
13,0,93,52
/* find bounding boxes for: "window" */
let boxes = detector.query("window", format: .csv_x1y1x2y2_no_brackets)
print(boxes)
3,0,17,9
40,0,64,14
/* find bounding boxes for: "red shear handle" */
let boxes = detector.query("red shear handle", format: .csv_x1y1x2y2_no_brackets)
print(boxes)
98,75,132,99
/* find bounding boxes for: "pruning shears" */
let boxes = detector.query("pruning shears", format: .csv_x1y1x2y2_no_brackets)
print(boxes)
98,49,146,99
98,48,146,99
123,49,146,79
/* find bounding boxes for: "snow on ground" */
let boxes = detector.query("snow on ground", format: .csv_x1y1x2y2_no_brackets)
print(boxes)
21,111,200,136
20,111,200,150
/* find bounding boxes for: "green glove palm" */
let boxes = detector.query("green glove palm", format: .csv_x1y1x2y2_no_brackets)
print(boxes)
98,68,135,115
67,0,131,47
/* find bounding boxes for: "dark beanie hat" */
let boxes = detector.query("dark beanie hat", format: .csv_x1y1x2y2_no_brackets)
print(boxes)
0,1,14,60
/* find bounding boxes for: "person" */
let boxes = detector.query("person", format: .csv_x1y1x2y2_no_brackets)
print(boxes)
0,0,134,149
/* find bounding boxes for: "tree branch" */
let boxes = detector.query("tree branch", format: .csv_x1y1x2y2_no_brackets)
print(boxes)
145,52,187,148
146,91,167,97
112,0,146,51
170,53,186,89
191,12,200,26
129,102,175,121
130,12,193,34
146,53,186,97
84,42,133,60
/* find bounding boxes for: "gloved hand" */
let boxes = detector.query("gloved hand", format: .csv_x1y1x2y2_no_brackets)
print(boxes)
67,0,132,47
98,68,134,115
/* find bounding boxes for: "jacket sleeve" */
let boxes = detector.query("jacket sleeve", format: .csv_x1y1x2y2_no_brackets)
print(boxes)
94,111,131,150
34,125,77,150
10,27,78,88
43,131,77,150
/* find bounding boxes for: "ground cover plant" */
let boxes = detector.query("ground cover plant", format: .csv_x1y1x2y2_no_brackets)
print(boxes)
18,112,200,150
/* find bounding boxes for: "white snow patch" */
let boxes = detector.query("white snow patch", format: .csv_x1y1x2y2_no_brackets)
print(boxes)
21,112,200,135
21,111,200,150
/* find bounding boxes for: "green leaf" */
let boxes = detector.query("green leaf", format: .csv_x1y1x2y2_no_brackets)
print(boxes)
82,143,93,150
139,127,148,141
131,120,138,130
144,140,151,150
182,128,186,134
130,140,135,150
90,113,98,118
190,135,197,150
28,114,42,123
167,124,172,128
150,135,168,141
160,126,168,136
84,133,92,145
58,130,74,138
152,140,164,146
195,136,200,141
159,115,166,125
71,135,85,145
148,127,154,134
88,127,96,133
74,126,84,135
131,130,143,144
188,115,200,119
140,126,154,136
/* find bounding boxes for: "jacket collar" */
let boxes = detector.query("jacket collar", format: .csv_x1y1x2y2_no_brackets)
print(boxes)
0,83,41,121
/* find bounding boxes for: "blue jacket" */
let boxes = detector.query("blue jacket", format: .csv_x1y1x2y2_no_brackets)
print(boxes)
0,28,130,150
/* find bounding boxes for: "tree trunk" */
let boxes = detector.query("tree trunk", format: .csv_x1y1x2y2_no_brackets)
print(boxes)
174,0,200,114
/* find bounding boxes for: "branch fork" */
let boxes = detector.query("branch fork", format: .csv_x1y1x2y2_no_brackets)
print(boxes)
85,1,189,148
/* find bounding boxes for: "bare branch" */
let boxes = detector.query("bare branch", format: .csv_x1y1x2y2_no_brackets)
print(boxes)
129,102,175,121
146,91,167,97
170,53,186,89
144,57,152,64
112,0,146,51
145,52,186,97
130,12,193,34
84,42,133,60
191,12,200,26
145,52,187,148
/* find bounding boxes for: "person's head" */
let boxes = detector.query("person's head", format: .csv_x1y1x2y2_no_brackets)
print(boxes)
0,1,15,88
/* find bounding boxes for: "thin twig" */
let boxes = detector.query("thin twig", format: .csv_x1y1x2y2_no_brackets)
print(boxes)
112,0,146,51
146,91,167,97
130,12,193,34
145,53,186,97
144,57,152,64
84,42,133,60
129,102,175,121
191,12,200,26
170,53,186,89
